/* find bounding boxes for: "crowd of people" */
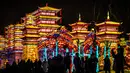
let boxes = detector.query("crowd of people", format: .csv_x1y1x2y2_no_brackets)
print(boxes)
0,52,99,73
0,45,129,73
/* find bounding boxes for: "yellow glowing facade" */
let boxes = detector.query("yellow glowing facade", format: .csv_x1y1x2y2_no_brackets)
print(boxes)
22,14,39,62
126,33,130,69
13,23,24,62
6,24,15,49
0,35,6,69
4,24,15,63
2,5,62,62
0,35,6,51
4,23,25,63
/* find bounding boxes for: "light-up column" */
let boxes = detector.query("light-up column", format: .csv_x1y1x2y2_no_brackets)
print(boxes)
108,47,110,58
52,51,54,58
96,45,99,72
42,48,45,61
44,48,47,61
89,46,93,58
56,39,58,56
78,44,80,57
71,49,74,72
66,48,69,53
82,46,84,57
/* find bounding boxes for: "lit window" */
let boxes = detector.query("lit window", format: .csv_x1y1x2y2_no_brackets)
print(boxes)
46,13,49,15
51,21,55,24
51,13,55,15
42,21,46,23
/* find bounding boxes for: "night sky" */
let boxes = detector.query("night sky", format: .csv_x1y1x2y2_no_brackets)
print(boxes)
0,0,130,34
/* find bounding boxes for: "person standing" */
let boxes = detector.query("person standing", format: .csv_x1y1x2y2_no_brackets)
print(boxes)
111,44,124,73
85,56,90,73
64,52,71,73
104,55,111,73
74,53,81,73
89,53,98,73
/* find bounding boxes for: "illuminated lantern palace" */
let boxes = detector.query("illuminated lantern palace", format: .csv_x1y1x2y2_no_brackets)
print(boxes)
0,35,6,51
22,14,39,62
126,33,130,70
96,12,122,69
38,26,77,61
13,23,24,63
69,13,90,55
5,24,15,64
32,3,61,42
4,23,24,64
0,4,130,71
0,35,6,69
69,14,90,44
96,11,121,48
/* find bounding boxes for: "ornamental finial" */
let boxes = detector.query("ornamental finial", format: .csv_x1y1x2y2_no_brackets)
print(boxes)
78,13,81,21
107,11,110,20
46,3,48,6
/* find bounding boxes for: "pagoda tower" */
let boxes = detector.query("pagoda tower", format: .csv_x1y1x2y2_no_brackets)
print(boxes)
96,11,121,48
5,24,15,64
32,3,61,43
96,12,122,69
0,35,6,51
126,33,130,69
0,35,6,69
22,14,39,62
69,13,90,46
13,23,24,63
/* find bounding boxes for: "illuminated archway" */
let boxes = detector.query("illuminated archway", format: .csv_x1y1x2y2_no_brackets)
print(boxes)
38,26,77,61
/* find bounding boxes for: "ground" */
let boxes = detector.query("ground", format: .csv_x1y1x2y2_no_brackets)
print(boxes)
99,70,130,73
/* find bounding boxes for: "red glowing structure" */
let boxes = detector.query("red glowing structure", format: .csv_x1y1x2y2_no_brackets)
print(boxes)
38,26,77,60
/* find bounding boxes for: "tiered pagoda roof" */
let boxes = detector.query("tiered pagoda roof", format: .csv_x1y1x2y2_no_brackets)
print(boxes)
69,14,89,26
96,12,120,26
40,5,61,11
69,14,90,34
38,16,61,20
96,11,121,35
25,25,39,29
32,3,61,15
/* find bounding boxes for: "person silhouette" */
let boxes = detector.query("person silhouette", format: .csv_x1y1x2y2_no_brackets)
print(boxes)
104,55,111,73
89,53,98,73
74,53,81,73
64,52,71,73
112,44,124,73
85,56,90,73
